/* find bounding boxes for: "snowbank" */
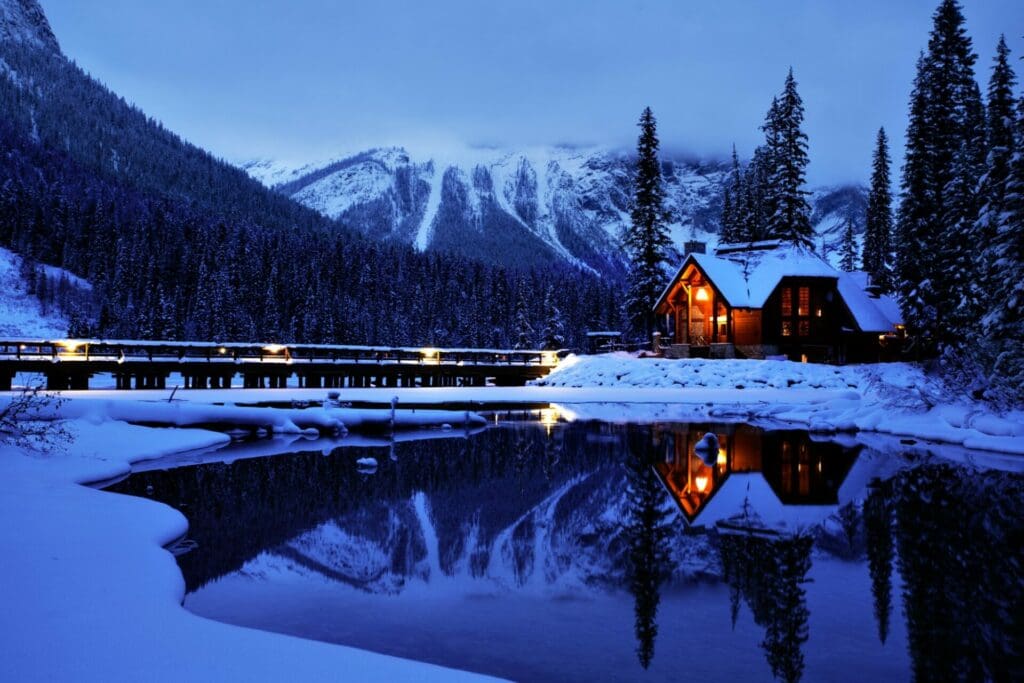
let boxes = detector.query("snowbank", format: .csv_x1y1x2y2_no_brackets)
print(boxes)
538,354,1024,454
0,420,497,682
4,394,487,436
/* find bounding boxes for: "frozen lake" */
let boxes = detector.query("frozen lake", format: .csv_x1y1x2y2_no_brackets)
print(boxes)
107,412,1023,682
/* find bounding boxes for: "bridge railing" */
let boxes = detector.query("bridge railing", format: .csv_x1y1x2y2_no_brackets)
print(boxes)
0,339,565,368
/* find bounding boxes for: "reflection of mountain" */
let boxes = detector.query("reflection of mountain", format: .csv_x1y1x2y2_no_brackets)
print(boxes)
653,424,860,528
110,423,707,594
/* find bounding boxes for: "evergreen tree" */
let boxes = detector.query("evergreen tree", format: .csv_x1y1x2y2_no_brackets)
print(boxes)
983,93,1024,402
721,145,745,243
895,0,983,354
839,218,859,272
539,285,565,350
765,70,814,247
624,107,672,340
863,484,894,645
863,128,894,290
624,428,671,669
511,285,534,350
977,36,1017,240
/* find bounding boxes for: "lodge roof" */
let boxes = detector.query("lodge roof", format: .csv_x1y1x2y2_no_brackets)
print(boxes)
655,242,903,333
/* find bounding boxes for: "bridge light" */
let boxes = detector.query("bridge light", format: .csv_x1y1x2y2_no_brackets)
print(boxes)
541,351,558,367
262,343,286,354
218,347,227,355
56,340,83,353
420,348,439,364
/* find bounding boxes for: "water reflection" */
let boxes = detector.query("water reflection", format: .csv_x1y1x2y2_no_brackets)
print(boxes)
107,419,1023,682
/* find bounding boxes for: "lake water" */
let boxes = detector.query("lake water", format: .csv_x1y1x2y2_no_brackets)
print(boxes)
107,411,1024,682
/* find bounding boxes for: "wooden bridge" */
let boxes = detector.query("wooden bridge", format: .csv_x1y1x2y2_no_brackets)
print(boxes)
0,339,564,391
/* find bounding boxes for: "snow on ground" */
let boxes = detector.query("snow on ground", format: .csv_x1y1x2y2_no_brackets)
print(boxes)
536,354,1024,454
0,419,497,682
0,247,68,337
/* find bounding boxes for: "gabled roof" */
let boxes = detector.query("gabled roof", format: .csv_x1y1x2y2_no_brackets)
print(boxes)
656,243,838,310
655,242,903,333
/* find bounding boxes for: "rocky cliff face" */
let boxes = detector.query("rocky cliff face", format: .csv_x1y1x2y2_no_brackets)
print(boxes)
0,0,59,52
246,146,866,276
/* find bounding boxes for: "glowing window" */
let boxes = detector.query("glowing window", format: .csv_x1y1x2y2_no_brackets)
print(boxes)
782,320,793,337
798,287,810,316
781,288,792,317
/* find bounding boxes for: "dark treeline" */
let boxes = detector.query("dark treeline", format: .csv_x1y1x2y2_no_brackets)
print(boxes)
864,464,1024,682
0,39,622,348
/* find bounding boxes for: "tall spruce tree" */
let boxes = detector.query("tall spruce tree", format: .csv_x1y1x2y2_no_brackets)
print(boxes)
839,219,859,272
624,107,672,340
863,128,895,290
983,94,1024,402
720,145,745,243
896,0,983,354
765,69,814,247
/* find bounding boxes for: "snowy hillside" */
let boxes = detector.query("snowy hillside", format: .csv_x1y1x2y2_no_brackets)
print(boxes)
0,247,70,338
244,146,867,276
0,0,58,52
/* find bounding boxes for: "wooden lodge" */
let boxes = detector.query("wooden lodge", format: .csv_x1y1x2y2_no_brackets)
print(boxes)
653,240,904,363
652,424,860,527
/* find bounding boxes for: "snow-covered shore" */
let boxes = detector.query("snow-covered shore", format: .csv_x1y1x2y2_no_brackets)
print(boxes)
0,420,496,682
536,354,1024,454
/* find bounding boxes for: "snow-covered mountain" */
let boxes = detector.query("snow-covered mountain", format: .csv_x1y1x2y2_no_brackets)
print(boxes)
0,0,58,52
244,146,867,276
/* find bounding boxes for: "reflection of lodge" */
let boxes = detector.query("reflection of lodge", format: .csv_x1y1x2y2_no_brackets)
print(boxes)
653,424,859,525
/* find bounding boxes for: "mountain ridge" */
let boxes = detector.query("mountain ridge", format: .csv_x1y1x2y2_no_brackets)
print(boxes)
244,146,867,276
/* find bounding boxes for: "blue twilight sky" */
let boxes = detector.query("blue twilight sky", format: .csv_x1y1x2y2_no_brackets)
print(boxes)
40,0,1024,184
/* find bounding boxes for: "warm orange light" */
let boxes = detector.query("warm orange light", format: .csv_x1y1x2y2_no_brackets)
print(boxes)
694,475,709,493
716,448,727,467
262,343,286,353
541,351,558,367
55,339,84,352
695,287,709,302
218,347,227,355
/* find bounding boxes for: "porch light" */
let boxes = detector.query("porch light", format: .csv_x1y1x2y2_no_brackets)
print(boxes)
694,475,709,493
717,448,727,467
695,287,709,302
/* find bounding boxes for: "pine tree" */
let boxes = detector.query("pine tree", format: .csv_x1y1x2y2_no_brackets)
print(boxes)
896,1,983,354
765,70,814,247
863,128,894,291
839,219,858,272
983,94,1024,402
539,285,565,350
624,107,672,340
512,284,534,350
720,145,745,243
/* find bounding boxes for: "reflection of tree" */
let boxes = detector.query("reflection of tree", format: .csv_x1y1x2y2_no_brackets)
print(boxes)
717,531,813,683
624,428,671,669
891,464,1024,682
862,482,893,644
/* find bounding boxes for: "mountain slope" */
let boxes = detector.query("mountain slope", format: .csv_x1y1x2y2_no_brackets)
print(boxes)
247,147,868,276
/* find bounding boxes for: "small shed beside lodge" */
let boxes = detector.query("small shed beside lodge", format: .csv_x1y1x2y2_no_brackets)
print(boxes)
653,240,904,363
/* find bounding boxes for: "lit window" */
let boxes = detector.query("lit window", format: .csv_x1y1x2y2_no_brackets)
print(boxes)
781,288,792,317
782,320,793,336
798,287,810,316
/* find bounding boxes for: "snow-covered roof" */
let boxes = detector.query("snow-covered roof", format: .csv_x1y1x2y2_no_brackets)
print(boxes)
836,272,904,332
655,242,902,332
